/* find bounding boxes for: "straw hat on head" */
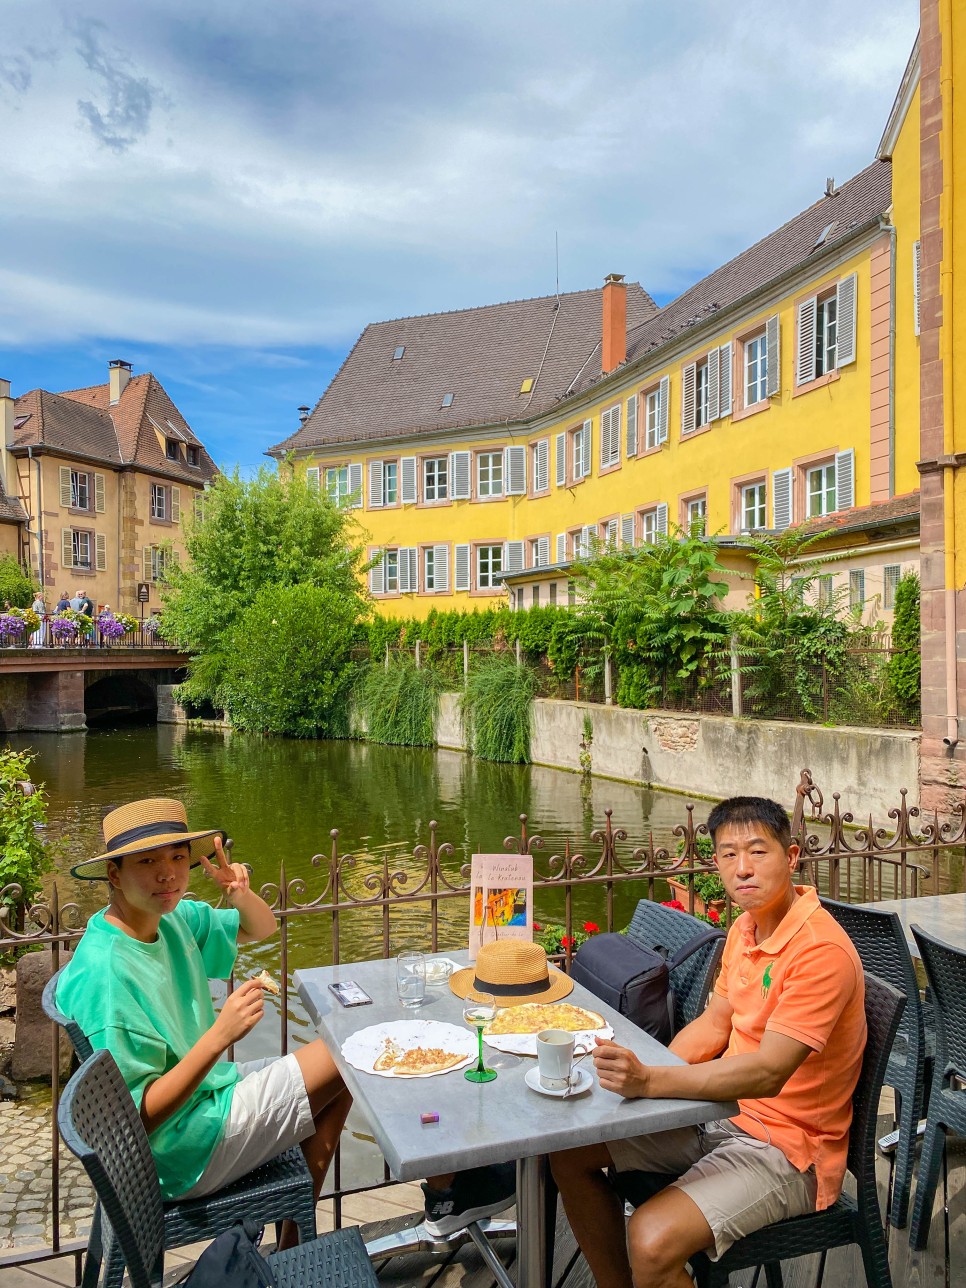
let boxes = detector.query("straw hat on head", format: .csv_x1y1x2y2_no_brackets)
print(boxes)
72,797,225,882
449,940,573,1007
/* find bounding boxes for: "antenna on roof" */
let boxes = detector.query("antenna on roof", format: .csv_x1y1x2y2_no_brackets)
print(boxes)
555,231,560,301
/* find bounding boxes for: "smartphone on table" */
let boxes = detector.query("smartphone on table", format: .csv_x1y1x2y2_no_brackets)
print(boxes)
329,980,373,1007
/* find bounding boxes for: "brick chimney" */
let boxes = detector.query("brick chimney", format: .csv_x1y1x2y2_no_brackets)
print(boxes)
109,359,133,405
0,378,15,498
601,273,627,374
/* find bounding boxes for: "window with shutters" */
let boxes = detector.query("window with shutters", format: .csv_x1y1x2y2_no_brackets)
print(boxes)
682,349,730,434
694,360,710,429
423,456,448,502
326,466,350,506
531,439,550,494
849,569,865,612
600,403,621,470
744,332,768,406
815,293,837,377
71,530,92,569
144,544,173,583
384,550,399,593
150,483,168,521
477,452,503,499
477,544,503,589
638,502,668,545
682,494,707,534
570,421,591,481
741,481,767,531
423,547,436,591
644,388,661,449
70,471,90,511
382,461,398,506
529,536,550,569
883,564,901,611
795,276,856,390
806,462,836,517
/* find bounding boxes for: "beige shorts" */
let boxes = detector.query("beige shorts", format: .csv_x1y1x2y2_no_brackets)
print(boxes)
607,1120,817,1260
178,1054,315,1199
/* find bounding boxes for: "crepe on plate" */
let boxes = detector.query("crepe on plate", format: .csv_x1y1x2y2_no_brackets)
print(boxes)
484,1002,605,1036
373,1039,464,1076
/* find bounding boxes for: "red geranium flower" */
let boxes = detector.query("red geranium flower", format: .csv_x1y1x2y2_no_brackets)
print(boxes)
707,909,721,924
662,899,687,912
532,922,542,931
583,921,600,934
561,935,575,949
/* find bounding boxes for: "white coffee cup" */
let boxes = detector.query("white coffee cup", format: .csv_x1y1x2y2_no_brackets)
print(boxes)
536,1028,575,1090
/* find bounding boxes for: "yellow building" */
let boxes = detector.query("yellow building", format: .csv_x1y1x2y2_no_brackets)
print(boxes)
2,361,217,614
272,112,925,630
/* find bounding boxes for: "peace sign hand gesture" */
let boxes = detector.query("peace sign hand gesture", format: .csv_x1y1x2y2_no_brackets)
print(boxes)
200,835,250,904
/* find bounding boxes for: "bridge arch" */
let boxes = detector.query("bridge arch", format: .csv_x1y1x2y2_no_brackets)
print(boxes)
84,672,158,725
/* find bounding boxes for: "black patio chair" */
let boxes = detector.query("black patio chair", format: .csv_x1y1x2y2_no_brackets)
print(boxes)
908,925,966,1251
624,897,726,1035
820,896,931,1227
683,972,903,1288
43,966,316,1288
59,1048,377,1288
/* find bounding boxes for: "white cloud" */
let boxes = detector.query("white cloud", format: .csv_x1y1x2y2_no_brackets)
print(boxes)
0,0,919,352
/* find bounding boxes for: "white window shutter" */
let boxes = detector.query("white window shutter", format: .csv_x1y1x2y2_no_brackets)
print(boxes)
605,518,618,548
533,439,549,492
537,535,550,567
796,297,817,385
94,473,106,513
656,502,668,536
369,550,384,595
580,420,592,478
400,456,417,504
368,460,384,508
434,544,449,591
658,375,670,443
408,547,419,591
306,466,320,492
347,462,362,508
450,451,471,500
505,540,525,574
681,363,696,434
600,405,620,468
95,533,107,572
835,273,857,367
581,524,594,555
171,487,181,523
765,315,781,397
913,241,922,336
62,528,73,569
555,432,567,486
505,445,527,495
454,543,471,591
718,343,732,417
60,467,71,508
621,513,635,548
707,348,720,422
773,468,793,530
555,533,566,563
398,549,410,593
835,449,855,511
625,394,638,456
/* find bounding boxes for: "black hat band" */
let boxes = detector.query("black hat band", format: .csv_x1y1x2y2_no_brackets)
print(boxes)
472,973,552,997
106,820,190,852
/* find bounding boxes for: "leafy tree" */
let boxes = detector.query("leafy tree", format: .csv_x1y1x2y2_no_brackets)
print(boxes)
888,572,921,722
0,555,35,609
0,748,53,912
161,466,370,716
218,583,360,736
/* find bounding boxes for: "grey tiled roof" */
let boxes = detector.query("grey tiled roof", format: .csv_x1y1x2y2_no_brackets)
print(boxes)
0,482,27,524
269,283,657,453
275,160,891,454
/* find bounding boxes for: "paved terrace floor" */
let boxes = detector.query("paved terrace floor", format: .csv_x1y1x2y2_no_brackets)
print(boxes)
2,1091,962,1288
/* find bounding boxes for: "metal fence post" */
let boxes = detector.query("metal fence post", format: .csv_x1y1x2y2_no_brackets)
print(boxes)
515,638,522,667
415,640,421,669
730,635,743,718
604,649,613,705
384,643,389,671
463,638,470,688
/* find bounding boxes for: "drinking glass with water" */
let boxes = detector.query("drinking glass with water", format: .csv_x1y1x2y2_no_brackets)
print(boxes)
396,951,426,1007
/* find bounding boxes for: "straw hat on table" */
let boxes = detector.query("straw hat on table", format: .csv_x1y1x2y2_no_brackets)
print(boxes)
449,940,573,1007
72,797,225,881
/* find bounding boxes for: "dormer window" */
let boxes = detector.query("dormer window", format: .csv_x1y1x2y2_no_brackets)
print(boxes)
441,392,454,408
186,445,200,467
392,346,405,361
165,438,180,461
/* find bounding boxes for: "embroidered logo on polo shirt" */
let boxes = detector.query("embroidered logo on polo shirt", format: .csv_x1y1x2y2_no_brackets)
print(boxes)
761,962,775,998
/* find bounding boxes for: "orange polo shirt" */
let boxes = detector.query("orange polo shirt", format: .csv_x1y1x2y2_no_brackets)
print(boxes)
713,886,866,1210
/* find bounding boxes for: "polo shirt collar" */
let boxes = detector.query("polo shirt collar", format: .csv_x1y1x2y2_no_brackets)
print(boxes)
734,885,819,954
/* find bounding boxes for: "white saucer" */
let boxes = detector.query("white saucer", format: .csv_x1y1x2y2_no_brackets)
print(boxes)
524,1065,593,1099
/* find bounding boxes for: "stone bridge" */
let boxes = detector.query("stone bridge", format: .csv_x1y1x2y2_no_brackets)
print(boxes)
0,649,190,731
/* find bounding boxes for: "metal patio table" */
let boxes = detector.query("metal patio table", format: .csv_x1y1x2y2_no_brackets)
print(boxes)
295,951,737,1288
858,892,966,955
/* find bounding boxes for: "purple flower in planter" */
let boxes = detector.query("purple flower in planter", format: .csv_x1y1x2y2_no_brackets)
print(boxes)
0,614,26,638
50,615,79,640
98,616,127,640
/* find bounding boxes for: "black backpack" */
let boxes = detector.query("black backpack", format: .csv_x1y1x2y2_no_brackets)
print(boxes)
570,927,723,1045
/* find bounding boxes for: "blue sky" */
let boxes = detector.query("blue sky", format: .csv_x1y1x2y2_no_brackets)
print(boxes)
1,1,918,471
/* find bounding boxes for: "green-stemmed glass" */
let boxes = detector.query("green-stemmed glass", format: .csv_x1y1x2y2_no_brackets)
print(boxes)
463,991,498,1083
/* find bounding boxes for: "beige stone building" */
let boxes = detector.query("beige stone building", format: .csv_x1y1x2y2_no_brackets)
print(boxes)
1,361,216,614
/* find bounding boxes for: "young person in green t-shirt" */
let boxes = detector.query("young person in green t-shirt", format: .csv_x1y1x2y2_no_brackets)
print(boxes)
57,797,351,1249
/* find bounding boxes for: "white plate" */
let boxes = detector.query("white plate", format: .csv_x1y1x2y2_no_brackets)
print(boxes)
524,1066,594,1099
484,1026,612,1057
341,1019,477,1078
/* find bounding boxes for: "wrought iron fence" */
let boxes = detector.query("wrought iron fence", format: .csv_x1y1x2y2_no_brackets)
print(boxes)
0,621,175,652
0,769,960,1272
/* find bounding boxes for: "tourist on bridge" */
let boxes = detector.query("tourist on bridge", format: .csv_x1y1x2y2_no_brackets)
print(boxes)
69,590,84,612
30,592,46,647
54,591,70,612
78,591,94,617
57,797,351,1251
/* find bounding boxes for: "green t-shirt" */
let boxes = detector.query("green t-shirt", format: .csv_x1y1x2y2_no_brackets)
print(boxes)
57,900,241,1198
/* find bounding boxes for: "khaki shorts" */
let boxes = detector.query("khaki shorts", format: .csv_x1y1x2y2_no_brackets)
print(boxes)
607,1120,817,1260
178,1054,315,1199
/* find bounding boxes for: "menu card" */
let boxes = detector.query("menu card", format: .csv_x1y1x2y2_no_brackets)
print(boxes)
468,853,533,962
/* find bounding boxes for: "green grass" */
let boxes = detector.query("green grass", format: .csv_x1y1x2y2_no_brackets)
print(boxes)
355,657,441,746
460,654,536,763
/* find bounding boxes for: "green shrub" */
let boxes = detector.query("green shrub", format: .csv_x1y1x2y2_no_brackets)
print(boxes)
888,573,920,722
460,655,536,762
0,556,35,610
0,749,53,910
355,656,441,746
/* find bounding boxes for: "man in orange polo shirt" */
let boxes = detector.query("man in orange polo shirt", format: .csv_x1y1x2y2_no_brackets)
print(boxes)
551,796,866,1288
